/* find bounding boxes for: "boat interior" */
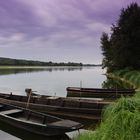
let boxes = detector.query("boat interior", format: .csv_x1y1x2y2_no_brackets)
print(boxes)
0,104,61,125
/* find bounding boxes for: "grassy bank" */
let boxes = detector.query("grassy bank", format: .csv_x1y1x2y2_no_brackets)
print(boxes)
74,95,140,140
74,70,140,140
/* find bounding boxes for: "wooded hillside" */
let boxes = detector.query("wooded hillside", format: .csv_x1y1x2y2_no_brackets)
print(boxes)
0,57,83,66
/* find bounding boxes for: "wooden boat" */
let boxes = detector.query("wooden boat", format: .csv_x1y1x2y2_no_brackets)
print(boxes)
0,92,110,127
0,103,83,136
67,87,135,98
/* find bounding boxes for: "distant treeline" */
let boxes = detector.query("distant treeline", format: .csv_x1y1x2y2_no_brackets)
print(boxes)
0,57,83,66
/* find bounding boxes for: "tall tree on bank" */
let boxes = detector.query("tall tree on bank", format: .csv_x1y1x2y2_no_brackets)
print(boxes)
100,32,112,69
101,3,140,72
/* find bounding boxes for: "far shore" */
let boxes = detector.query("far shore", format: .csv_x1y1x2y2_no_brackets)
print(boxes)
0,65,100,69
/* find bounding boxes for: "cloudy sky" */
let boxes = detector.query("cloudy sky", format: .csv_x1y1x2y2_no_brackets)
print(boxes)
0,0,139,64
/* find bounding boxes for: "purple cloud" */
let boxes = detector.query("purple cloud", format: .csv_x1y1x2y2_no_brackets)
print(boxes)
0,0,139,64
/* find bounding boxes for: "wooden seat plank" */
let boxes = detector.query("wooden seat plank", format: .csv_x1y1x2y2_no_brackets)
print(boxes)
48,120,80,127
1,109,23,115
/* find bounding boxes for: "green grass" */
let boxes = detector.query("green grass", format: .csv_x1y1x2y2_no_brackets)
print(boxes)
74,95,140,140
73,131,95,140
74,70,140,140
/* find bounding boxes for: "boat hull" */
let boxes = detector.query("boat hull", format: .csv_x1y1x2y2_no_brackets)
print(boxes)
67,87,135,98
0,93,110,127
0,103,83,136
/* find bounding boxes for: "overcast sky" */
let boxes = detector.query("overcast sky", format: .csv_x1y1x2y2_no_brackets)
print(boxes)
0,0,139,64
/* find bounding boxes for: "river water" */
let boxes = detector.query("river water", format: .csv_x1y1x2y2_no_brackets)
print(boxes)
0,66,106,140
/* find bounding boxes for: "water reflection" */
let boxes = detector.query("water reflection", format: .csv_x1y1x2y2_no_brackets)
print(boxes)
0,67,83,76
0,66,105,97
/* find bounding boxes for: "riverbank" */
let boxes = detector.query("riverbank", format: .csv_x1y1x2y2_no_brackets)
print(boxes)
73,94,140,140
73,70,140,140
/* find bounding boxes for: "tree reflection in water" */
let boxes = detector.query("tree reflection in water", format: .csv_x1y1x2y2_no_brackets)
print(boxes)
0,67,83,76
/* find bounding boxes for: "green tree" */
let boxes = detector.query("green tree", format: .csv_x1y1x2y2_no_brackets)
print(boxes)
100,32,112,70
101,3,140,72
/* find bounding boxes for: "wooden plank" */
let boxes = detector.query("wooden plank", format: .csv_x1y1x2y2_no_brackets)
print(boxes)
48,120,80,127
1,109,23,115
46,110,101,121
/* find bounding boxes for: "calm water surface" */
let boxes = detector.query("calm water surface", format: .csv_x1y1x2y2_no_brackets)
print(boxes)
0,66,106,140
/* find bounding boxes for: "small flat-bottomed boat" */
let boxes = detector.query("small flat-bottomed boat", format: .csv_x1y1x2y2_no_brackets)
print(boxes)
0,103,83,136
67,87,135,98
